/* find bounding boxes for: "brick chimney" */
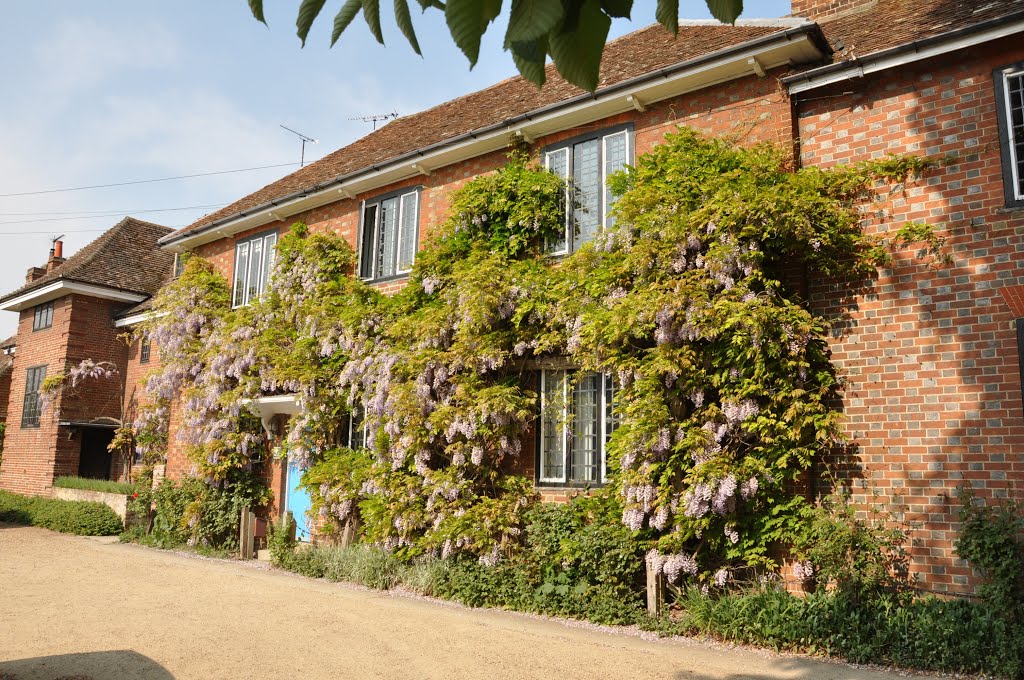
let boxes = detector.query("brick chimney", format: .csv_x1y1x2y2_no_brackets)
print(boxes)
790,0,875,22
46,239,65,273
25,266,47,284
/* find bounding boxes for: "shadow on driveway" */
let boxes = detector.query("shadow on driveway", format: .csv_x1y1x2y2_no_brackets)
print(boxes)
0,650,174,680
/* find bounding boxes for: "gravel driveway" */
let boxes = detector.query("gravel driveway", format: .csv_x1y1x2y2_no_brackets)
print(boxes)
0,524,947,680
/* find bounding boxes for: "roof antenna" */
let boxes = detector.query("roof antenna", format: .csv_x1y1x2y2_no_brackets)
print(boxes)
349,110,399,130
280,124,318,167
50,233,65,257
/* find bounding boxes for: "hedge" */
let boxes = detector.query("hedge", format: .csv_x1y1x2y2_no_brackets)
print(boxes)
0,489,123,536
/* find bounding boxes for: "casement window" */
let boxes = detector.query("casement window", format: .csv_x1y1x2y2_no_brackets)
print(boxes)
232,231,278,308
359,189,420,280
21,365,46,428
172,253,187,278
995,64,1024,207
342,406,366,450
538,369,618,486
543,125,632,254
140,333,151,364
32,302,53,331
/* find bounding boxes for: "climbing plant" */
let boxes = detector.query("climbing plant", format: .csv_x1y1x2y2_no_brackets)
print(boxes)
137,129,941,581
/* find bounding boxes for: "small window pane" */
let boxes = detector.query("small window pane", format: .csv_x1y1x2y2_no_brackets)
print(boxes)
544,148,569,254
570,372,601,483
573,138,601,248
360,204,379,279
247,238,264,304
603,131,628,230
1005,71,1024,199
233,242,250,307
398,192,418,272
140,334,151,363
541,370,566,481
348,406,365,450
378,196,400,278
262,234,277,292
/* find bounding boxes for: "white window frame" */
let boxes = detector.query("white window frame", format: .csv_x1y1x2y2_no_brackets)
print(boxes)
231,231,278,308
543,125,632,255
358,188,421,281
538,369,616,486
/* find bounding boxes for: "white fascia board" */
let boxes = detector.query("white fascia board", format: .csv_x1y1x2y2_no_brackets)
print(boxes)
114,310,168,328
787,18,1024,95
164,32,826,251
0,280,147,313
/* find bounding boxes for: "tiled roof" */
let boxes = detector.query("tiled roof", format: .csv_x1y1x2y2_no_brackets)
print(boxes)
0,337,13,379
814,0,1023,63
0,217,174,304
166,20,815,241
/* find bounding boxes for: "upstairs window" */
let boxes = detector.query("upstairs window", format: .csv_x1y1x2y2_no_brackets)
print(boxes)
232,231,278,307
342,405,366,450
32,302,53,331
21,365,46,428
538,370,618,486
140,333,151,364
996,64,1024,207
359,189,420,280
544,125,632,254
173,253,187,278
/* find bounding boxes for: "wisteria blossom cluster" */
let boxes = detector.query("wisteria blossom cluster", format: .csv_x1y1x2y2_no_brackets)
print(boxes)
134,132,936,580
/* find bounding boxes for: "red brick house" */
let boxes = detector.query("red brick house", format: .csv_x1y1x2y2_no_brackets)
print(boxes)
150,0,1024,591
0,217,173,495
0,337,15,425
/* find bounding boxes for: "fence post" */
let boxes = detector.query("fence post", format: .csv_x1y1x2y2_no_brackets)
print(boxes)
239,506,255,559
646,561,665,617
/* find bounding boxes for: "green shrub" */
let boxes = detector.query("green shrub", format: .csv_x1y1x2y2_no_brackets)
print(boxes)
675,586,1022,678
268,514,297,567
0,489,122,536
433,492,646,625
54,475,135,495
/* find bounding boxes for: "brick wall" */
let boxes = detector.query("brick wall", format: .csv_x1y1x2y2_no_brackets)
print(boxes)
0,297,72,495
796,37,1024,592
0,363,11,422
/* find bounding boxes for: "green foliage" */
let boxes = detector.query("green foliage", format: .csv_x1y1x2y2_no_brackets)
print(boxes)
127,472,271,550
956,492,1024,623
674,586,1023,678
53,475,135,495
0,489,123,536
251,0,747,91
434,492,646,625
793,491,912,602
268,513,297,566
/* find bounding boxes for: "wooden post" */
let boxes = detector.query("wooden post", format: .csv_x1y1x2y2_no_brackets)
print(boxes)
646,561,665,617
239,506,255,559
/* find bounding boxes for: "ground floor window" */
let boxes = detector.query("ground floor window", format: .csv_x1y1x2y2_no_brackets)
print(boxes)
538,369,617,486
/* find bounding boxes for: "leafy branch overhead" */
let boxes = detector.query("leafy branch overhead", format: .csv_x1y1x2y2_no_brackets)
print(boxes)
247,0,746,91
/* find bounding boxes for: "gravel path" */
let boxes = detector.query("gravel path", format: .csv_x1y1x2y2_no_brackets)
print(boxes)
0,524,948,680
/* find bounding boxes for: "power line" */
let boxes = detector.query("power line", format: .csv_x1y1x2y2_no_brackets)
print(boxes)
0,203,226,217
0,225,189,236
0,162,300,198
0,203,226,226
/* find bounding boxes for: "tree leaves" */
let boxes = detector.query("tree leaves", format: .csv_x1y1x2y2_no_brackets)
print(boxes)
446,0,502,67
251,0,748,92
297,0,328,46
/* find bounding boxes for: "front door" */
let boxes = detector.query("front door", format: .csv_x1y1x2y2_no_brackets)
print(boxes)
285,458,312,542
78,428,114,480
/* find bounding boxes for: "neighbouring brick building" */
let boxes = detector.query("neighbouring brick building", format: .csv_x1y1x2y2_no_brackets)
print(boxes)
0,337,15,425
76,0,1016,591
0,218,173,495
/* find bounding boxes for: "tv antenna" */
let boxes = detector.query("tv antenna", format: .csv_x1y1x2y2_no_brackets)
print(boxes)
349,110,399,130
280,124,318,167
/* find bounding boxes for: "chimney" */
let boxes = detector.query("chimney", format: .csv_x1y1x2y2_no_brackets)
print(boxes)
25,266,47,284
790,0,874,22
46,239,65,272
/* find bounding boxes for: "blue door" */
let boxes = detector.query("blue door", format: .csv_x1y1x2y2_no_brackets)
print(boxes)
285,459,312,542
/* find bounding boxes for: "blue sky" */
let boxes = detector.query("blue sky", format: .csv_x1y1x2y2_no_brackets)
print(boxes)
0,0,791,338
